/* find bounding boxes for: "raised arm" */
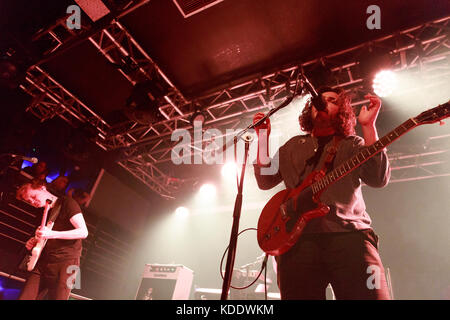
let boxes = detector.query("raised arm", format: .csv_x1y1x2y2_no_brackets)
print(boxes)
357,93,390,187
253,112,283,190
358,93,383,146
36,213,88,240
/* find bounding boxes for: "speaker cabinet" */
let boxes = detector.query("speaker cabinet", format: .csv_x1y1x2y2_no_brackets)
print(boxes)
135,264,194,300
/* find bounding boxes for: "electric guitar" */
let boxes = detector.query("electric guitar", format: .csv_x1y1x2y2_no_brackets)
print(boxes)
257,100,450,256
26,200,53,271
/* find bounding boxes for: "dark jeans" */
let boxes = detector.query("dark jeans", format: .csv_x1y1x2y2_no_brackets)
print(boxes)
19,258,80,300
276,229,391,300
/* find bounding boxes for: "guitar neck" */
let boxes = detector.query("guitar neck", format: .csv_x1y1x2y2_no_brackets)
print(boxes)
40,202,51,228
311,118,419,194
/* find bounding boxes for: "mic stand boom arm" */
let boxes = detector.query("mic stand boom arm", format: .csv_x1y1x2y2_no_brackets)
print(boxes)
216,94,295,160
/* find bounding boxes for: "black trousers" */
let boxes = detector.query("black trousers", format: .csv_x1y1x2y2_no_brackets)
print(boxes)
18,258,80,300
276,229,391,300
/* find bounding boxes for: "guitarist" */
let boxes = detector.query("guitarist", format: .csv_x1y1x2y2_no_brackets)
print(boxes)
253,87,391,299
15,179,88,300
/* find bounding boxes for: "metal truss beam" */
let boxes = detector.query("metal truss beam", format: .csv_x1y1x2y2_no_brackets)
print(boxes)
388,134,450,183
21,14,450,198
20,65,110,138
31,0,150,65
20,65,182,198
115,16,450,158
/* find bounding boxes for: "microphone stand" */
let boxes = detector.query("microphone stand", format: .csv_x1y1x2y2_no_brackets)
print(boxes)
219,92,297,300
220,134,250,300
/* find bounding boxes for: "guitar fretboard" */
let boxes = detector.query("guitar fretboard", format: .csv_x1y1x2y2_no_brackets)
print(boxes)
311,118,417,194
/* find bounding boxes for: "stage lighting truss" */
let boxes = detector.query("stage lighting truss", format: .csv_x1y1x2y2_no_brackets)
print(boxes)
20,65,110,139
388,134,450,184
20,14,450,198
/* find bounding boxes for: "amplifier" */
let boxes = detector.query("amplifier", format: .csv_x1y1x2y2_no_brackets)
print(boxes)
135,264,194,300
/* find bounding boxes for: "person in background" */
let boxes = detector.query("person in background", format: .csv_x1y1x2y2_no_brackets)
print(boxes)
23,161,49,182
48,175,70,196
68,188,91,209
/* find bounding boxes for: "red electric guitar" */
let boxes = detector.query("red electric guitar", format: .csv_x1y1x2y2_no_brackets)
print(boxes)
257,100,450,256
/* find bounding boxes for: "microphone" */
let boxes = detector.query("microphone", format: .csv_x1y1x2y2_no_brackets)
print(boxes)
299,71,326,112
9,154,38,163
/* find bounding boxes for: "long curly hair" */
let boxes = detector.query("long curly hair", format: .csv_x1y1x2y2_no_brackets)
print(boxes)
299,87,356,136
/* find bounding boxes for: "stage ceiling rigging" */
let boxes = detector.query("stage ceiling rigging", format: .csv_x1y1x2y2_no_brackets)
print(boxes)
2,0,449,199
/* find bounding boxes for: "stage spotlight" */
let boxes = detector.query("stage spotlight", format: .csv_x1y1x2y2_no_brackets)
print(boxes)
199,183,216,198
175,206,189,218
0,57,23,89
359,46,393,90
221,162,239,178
372,70,397,97
124,80,167,125
190,104,207,127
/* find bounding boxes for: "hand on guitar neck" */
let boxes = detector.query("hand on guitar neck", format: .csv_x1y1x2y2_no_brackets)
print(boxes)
24,225,54,251
25,224,54,252
35,223,55,240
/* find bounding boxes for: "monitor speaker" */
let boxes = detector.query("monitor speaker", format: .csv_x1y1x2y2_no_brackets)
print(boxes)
135,264,194,300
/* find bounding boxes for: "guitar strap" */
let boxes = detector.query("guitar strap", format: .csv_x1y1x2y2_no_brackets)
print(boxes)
47,197,63,225
289,136,342,211
316,136,342,177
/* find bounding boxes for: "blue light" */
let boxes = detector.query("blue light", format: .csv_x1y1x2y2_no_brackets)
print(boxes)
21,160,34,170
45,172,60,183
0,277,24,300
2,288,21,300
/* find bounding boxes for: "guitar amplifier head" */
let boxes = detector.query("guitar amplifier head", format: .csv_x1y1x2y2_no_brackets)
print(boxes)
135,264,194,300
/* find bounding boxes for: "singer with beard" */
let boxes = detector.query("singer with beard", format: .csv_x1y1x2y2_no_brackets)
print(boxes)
253,87,391,299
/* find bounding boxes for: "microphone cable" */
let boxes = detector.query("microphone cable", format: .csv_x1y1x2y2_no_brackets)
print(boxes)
219,227,270,299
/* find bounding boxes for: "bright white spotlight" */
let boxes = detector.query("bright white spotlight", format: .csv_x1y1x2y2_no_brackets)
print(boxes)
221,162,239,178
372,70,397,97
199,183,216,198
175,206,189,218
302,93,312,102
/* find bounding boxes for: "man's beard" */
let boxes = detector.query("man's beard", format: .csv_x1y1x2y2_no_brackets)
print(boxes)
312,111,337,136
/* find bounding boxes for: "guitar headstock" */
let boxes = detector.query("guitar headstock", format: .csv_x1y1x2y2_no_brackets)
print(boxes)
414,100,450,125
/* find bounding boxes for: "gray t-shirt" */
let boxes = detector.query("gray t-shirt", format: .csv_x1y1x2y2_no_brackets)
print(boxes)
254,134,390,233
